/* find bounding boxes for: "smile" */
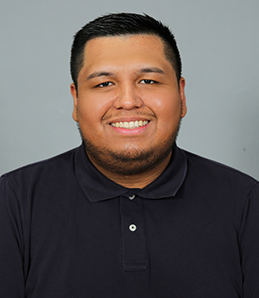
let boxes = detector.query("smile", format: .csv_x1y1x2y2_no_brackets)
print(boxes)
110,120,149,129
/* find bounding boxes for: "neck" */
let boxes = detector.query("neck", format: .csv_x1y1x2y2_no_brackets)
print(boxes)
88,152,172,189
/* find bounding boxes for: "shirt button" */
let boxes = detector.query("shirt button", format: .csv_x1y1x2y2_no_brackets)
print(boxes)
128,195,135,200
129,224,137,232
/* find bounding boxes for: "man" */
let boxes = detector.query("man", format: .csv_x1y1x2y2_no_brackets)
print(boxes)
0,13,258,298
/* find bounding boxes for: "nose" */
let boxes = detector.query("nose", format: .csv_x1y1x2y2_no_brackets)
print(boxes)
112,83,144,110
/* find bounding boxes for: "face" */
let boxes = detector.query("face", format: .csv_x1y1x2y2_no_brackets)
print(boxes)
71,34,187,176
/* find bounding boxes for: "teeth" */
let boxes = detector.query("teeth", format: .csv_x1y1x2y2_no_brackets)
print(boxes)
111,120,149,129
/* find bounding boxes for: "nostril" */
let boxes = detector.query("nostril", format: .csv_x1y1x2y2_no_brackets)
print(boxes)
113,95,144,110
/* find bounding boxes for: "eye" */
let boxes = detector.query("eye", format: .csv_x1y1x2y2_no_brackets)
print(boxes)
96,81,113,88
139,79,157,84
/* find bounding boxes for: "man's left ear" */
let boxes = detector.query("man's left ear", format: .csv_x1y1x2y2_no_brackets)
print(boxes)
70,83,79,122
179,77,187,118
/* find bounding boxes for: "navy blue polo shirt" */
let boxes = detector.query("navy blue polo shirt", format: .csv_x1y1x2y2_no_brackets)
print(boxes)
0,143,259,297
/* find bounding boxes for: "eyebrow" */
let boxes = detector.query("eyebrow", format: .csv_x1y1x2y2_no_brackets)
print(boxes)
138,67,165,75
86,67,165,81
86,71,115,81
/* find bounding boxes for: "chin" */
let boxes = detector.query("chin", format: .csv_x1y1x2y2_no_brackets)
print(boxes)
84,139,175,176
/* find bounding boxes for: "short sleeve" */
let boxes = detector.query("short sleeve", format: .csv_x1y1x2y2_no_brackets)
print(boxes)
0,176,25,297
238,182,259,297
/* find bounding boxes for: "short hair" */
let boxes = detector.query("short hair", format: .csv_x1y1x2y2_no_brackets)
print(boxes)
70,13,182,90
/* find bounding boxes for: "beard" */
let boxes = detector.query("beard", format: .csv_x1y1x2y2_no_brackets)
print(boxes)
78,120,182,176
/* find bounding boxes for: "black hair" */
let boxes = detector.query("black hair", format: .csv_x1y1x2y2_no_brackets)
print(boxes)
70,13,182,90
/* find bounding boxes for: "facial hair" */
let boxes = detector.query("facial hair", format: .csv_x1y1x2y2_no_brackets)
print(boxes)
77,119,182,176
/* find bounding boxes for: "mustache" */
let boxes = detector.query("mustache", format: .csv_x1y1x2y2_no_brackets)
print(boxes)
102,110,156,121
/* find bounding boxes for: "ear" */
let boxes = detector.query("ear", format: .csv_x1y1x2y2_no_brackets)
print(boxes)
179,77,187,118
70,83,79,122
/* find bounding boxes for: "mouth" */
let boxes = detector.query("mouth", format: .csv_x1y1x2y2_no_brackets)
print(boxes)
110,120,149,129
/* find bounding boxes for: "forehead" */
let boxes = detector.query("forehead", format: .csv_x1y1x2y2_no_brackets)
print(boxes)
83,34,167,65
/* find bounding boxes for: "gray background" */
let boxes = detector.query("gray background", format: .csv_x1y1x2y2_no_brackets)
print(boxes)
1,0,258,179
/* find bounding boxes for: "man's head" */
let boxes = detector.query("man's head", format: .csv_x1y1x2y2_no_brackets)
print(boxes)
70,13,182,91
70,13,187,188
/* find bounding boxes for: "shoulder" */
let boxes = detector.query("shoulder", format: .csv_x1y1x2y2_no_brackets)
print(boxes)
181,148,258,195
1,146,79,191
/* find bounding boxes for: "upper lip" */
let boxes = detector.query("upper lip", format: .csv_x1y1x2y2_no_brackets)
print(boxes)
108,117,151,124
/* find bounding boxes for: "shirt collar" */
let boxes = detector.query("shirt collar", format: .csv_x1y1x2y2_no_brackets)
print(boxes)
75,143,187,202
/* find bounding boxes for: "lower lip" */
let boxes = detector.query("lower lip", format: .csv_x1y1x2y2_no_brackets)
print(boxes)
110,123,150,135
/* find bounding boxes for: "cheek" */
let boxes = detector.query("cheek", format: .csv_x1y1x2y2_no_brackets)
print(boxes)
150,93,182,124
154,102,182,141
77,98,109,126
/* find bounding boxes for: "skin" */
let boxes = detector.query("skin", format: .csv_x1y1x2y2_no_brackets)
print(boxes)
71,34,187,188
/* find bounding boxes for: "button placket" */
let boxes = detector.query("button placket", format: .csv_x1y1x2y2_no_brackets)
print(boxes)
120,195,148,272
